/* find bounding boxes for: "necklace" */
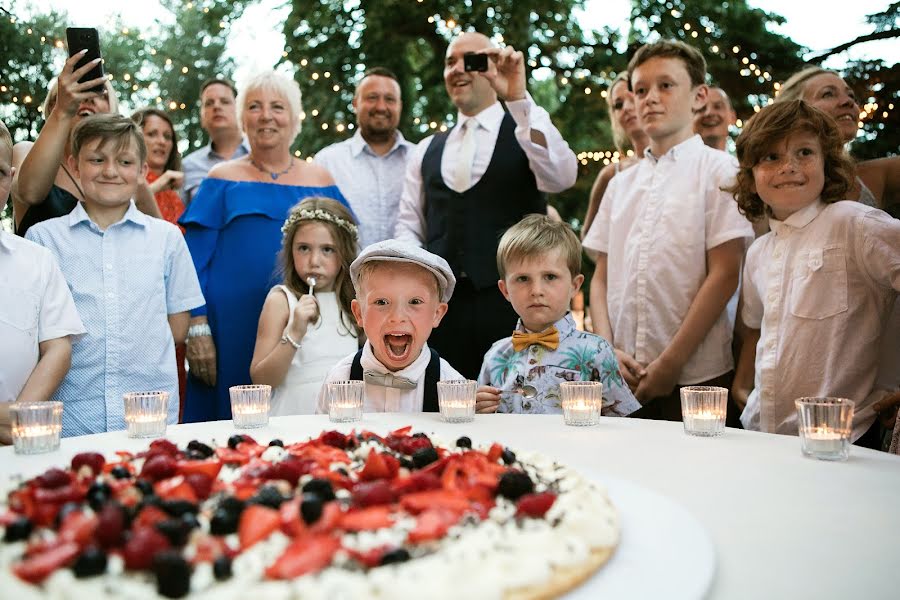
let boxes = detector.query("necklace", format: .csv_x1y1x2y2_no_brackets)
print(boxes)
250,156,294,181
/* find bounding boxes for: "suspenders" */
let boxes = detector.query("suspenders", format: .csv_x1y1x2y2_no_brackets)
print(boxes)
348,348,441,412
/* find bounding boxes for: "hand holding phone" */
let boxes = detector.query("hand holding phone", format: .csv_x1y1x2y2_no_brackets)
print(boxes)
65,28,105,94
463,52,489,72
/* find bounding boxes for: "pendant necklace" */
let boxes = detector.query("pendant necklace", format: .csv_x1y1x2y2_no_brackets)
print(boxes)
250,156,294,180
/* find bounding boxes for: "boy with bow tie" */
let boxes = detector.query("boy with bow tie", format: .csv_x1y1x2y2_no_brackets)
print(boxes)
476,215,639,415
316,240,464,413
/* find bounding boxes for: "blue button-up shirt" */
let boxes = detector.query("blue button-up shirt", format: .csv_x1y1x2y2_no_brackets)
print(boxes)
26,202,205,436
180,137,250,204
314,130,413,250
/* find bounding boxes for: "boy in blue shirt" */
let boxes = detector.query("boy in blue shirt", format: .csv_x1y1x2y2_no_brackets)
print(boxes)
26,115,204,436
476,214,639,415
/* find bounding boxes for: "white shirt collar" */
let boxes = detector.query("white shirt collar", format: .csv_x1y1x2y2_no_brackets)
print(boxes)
348,129,409,158
644,134,704,164
68,201,148,229
769,200,825,236
360,341,433,383
455,101,504,134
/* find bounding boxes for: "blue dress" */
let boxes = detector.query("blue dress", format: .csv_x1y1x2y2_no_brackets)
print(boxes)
179,178,348,423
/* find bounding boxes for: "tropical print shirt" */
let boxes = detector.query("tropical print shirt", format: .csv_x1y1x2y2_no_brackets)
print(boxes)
477,313,640,416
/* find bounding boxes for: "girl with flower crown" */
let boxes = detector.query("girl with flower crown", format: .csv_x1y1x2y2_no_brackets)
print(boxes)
250,197,361,414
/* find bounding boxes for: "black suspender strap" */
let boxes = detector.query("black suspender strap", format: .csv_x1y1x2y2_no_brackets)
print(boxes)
349,348,365,380
422,348,440,413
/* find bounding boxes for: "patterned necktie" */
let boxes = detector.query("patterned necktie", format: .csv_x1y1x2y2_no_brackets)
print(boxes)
511,326,560,352
363,370,417,390
451,118,477,192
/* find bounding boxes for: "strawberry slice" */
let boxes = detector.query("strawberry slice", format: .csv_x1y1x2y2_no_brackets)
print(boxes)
389,425,413,437
400,490,471,515
133,504,170,530
154,476,199,503
216,447,250,465
487,443,504,463
191,535,228,564
123,527,170,570
58,510,99,548
340,506,394,531
309,502,342,533
516,492,557,518
265,534,340,579
12,541,80,584
279,498,308,538
351,480,396,508
238,504,281,550
358,451,398,481
176,458,223,481
391,470,442,496
408,508,461,543
344,545,389,568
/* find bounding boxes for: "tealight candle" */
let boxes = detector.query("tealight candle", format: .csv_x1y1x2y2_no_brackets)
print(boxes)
123,392,169,438
559,382,602,426
327,381,364,423
680,387,727,437
229,385,271,429
437,380,476,423
796,398,853,461
10,401,63,454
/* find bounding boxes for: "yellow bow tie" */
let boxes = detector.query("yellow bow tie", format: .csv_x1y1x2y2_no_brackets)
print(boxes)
511,326,560,352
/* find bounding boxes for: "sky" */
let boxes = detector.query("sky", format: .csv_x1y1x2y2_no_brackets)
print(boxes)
29,0,898,89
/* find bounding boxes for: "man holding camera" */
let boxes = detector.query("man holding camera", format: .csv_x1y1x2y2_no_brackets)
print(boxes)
395,31,577,379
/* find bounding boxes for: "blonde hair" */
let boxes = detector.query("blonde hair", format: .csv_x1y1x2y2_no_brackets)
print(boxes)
628,40,707,88
41,78,120,118
70,114,147,164
0,120,12,158
497,214,582,279
775,67,836,104
606,72,632,154
238,71,303,139
280,197,359,337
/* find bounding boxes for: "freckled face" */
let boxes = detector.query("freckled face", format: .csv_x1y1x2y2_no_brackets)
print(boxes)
751,132,825,221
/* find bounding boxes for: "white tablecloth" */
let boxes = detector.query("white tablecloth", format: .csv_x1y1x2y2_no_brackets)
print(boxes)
2,414,898,599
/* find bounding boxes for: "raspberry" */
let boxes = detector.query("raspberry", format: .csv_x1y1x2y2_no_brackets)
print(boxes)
515,492,557,518
95,503,126,548
34,468,71,490
71,453,106,476
320,430,348,449
140,455,177,482
400,436,433,456
352,480,396,508
147,439,180,457
184,473,213,500
497,470,534,501
123,527,171,570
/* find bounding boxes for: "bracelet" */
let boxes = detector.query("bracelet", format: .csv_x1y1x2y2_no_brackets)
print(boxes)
187,323,212,339
280,330,301,350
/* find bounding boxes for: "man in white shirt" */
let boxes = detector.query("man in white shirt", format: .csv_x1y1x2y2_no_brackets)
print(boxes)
180,79,250,204
395,31,577,378
583,40,754,422
317,240,463,414
315,68,413,250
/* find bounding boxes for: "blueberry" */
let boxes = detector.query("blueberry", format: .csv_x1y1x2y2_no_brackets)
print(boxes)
455,436,472,449
379,548,411,565
110,465,132,480
180,512,200,530
497,470,534,501
161,499,198,518
300,493,323,525
500,448,517,465
218,496,245,516
139,494,164,511
3,517,32,543
156,519,191,546
134,479,154,496
209,508,239,535
412,432,429,439
249,485,285,509
227,434,245,450
153,550,192,598
87,481,112,511
412,447,439,469
72,547,107,577
186,440,215,458
336,467,350,477
398,457,415,470
212,555,232,580
268,439,284,447
302,478,336,502
184,449,207,461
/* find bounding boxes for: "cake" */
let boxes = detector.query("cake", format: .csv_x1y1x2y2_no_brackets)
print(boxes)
0,427,619,599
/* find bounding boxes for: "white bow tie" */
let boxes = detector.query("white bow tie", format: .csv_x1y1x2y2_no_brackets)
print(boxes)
363,370,417,390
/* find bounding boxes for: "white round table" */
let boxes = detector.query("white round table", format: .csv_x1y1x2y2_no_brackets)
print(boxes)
2,414,898,599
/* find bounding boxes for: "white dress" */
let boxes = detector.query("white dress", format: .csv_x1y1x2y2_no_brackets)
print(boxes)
269,285,358,415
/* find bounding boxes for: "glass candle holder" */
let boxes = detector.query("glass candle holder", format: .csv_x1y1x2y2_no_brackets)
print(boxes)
229,385,271,429
327,380,364,423
796,397,854,461
680,386,728,437
559,381,602,426
437,379,476,423
10,401,63,454
123,391,169,438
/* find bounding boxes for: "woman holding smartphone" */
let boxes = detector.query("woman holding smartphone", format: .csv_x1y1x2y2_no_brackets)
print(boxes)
11,50,160,236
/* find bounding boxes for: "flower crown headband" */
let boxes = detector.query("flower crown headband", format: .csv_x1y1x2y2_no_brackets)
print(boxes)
282,208,358,240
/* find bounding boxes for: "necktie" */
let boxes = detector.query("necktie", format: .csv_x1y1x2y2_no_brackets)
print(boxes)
363,370,417,390
511,326,560,352
451,118,477,192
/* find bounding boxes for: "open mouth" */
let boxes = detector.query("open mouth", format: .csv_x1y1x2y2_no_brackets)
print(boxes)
384,333,412,361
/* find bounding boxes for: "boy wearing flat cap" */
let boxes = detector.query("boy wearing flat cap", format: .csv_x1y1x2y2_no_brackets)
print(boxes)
316,240,464,413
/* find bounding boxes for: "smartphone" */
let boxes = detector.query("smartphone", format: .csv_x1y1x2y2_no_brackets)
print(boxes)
463,52,488,72
65,27,105,94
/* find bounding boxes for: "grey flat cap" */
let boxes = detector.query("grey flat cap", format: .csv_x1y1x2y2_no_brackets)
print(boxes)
350,240,456,303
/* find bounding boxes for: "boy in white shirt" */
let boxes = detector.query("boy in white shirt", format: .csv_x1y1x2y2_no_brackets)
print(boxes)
583,40,754,421
317,240,463,413
0,120,85,443
729,100,900,445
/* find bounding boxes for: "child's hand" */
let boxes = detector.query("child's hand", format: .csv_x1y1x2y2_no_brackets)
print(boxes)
873,390,900,429
287,295,320,342
613,348,645,392
476,385,501,413
634,356,680,404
